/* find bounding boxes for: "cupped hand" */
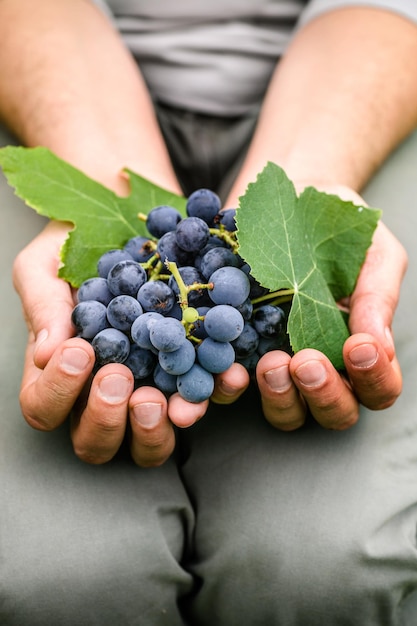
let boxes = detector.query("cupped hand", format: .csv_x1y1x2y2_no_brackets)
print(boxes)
213,210,406,431
13,221,213,466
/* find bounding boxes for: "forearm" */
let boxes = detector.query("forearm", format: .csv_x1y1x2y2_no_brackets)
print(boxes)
226,7,417,205
0,0,181,194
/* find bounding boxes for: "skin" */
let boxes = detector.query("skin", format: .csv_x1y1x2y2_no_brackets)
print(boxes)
1,1,416,466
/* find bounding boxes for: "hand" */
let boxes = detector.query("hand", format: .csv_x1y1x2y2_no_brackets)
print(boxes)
13,221,222,466
224,213,406,431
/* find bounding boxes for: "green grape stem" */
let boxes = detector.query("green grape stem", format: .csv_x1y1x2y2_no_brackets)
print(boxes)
164,260,213,310
251,288,294,307
208,226,239,252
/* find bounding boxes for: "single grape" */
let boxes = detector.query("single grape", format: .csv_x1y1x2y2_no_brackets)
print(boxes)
71,300,108,339
257,334,289,357
182,307,200,324
146,205,182,238
208,266,250,307
124,344,157,380
97,249,133,278
106,295,143,332
158,339,196,375
175,216,210,252
77,277,113,306
218,207,237,232
199,246,240,279
107,260,147,297
137,280,175,314
203,304,244,342
197,338,235,374
150,317,186,352
231,322,260,358
92,328,130,365
177,364,214,403
123,235,155,262
131,312,164,350
153,364,178,395
236,297,253,321
253,305,286,338
186,188,221,226
157,231,194,267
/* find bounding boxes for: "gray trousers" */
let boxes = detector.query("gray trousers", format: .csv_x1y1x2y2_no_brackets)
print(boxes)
1,109,417,625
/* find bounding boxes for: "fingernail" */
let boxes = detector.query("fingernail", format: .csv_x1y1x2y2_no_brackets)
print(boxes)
348,343,378,368
132,402,162,428
219,380,239,396
98,374,131,403
264,365,292,392
61,347,91,374
294,360,326,388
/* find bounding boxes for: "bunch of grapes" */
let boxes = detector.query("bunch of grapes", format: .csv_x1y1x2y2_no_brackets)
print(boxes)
71,189,292,403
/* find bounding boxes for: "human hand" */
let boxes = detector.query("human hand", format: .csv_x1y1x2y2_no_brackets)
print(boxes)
213,188,406,431
13,221,227,466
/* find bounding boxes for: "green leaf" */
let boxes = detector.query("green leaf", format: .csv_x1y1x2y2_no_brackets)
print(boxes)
236,162,381,369
0,146,186,286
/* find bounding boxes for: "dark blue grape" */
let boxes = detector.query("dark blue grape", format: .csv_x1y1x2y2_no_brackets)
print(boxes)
199,246,240,279
208,266,250,307
124,344,156,380
218,208,237,232
146,205,182,238
231,322,259,358
137,280,175,314
186,188,221,226
175,216,210,252
157,231,194,267
107,260,147,297
150,317,186,352
106,295,143,332
71,300,108,339
236,297,253,321
131,312,163,350
77,277,113,306
177,364,214,403
203,304,244,342
253,305,286,338
153,364,178,395
123,235,155,262
197,338,235,374
92,328,130,365
158,339,196,375
97,249,134,278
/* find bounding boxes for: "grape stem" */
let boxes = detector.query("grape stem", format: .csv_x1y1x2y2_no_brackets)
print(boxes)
208,226,238,252
251,288,294,306
164,258,213,308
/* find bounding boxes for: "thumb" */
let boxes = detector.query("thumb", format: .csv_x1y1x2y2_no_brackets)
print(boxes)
348,221,407,360
13,221,75,369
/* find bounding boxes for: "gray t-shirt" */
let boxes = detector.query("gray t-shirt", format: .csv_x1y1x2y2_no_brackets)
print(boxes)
93,0,417,116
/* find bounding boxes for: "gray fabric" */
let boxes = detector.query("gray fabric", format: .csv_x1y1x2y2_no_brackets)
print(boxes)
1,118,417,624
92,0,417,116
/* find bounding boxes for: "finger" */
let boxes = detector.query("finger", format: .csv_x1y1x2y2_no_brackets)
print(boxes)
167,392,209,428
211,362,250,404
71,363,134,464
289,349,359,430
256,351,307,430
348,221,407,359
20,336,95,431
343,333,402,410
13,221,75,368
129,386,175,467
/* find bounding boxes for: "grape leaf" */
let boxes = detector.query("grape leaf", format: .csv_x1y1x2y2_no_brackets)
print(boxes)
236,162,381,369
0,146,186,286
